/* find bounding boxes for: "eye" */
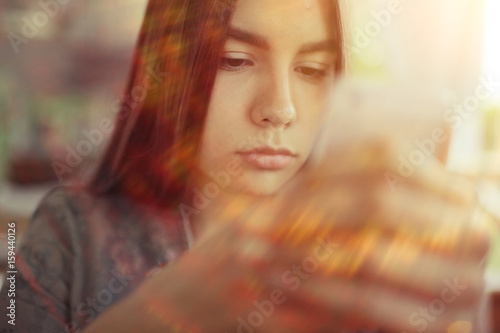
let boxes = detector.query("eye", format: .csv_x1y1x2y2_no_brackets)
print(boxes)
295,64,330,82
220,54,254,72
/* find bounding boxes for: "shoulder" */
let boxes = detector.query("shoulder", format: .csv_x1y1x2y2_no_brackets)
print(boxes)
29,185,160,238
18,186,110,281
25,186,118,250
15,185,190,328
28,185,189,262
21,186,87,256
29,186,188,266
29,185,103,231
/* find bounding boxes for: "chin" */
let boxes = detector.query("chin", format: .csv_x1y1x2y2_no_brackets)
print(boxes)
232,170,295,197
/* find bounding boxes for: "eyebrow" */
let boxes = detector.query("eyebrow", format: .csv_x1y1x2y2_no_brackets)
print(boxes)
298,40,337,54
227,26,337,54
227,27,270,49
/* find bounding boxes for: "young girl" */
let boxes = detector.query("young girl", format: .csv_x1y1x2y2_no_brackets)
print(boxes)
1,0,489,332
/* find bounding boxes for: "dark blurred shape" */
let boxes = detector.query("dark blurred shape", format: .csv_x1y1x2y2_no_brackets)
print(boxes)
7,154,58,185
492,292,500,332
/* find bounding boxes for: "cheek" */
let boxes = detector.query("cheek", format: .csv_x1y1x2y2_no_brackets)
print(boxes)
293,81,332,139
199,76,249,171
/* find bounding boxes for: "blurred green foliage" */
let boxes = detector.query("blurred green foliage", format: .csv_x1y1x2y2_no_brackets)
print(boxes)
483,105,500,151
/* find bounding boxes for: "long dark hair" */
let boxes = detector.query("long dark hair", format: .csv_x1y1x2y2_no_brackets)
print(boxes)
89,0,345,209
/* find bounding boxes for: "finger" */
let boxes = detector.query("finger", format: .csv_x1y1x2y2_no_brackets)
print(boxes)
372,185,490,260
252,228,485,308
357,233,485,305
269,185,372,243
398,157,477,206
292,277,478,333
268,229,486,305
271,178,485,260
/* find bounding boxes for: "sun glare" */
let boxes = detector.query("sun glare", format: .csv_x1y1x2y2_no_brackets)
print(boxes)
483,0,500,80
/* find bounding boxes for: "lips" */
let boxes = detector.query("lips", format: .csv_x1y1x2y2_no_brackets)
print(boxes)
237,147,296,170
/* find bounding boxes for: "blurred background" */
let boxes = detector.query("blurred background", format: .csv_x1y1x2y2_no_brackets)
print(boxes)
0,0,500,322
0,0,147,234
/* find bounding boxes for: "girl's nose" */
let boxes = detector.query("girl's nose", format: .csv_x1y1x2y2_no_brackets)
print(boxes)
250,72,297,128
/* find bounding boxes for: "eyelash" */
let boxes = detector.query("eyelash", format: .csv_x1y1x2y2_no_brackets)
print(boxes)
220,57,254,72
219,56,331,82
294,66,329,81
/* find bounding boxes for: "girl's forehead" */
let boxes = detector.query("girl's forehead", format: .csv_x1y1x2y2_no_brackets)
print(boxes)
229,0,335,44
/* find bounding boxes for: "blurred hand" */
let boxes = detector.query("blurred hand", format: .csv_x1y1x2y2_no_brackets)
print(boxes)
86,79,490,333
260,78,491,332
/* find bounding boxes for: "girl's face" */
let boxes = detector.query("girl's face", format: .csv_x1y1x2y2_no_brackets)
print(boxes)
199,0,339,196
